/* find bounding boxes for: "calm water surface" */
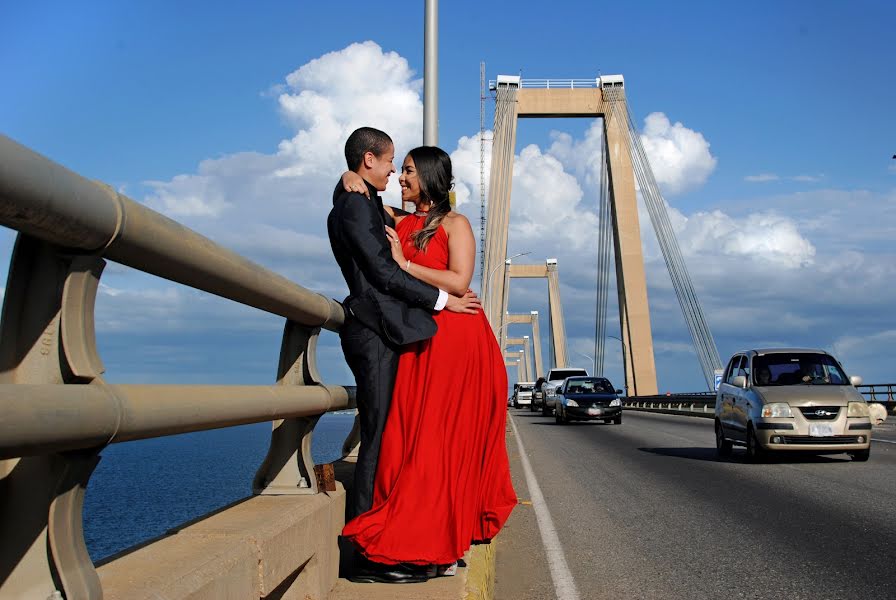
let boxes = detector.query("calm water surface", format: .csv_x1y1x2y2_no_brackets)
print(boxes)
83,412,355,561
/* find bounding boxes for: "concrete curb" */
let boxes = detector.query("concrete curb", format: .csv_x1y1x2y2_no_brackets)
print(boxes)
462,539,496,600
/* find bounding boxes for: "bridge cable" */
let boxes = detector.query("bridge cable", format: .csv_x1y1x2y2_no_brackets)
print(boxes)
593,131,612,376
602,87,722,389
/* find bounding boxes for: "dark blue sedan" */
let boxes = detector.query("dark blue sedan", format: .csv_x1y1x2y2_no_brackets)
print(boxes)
554,376,624,425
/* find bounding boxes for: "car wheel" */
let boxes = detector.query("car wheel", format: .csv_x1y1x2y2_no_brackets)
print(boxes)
529,401,536,412
715,421,732,457
745,424,766,462
555,408,566,424
850,449,871,462
613,414,622,425
541,401,551,416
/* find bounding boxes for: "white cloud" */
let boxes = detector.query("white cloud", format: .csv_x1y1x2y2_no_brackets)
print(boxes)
675,209,816,268
41,42,891,391
275,41,423,179
745,173,823,183
449,131,492,209
745,173,780,182
639,112,717,195
832,329,896,373
547,121,605,188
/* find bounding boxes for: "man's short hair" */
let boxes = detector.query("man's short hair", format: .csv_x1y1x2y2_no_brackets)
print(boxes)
345,127,393,170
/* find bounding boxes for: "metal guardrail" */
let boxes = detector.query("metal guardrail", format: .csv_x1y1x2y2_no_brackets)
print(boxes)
626,388,896,418
623,392,716,419
857,384,896,409
489,78,600,89
0,134,355,599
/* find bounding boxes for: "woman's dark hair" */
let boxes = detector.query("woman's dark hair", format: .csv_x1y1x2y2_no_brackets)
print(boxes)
407,146,453,251
345,127,392,170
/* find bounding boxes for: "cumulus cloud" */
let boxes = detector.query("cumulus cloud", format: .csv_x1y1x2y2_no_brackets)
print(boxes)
276,41,423,179
449,131,492,209
639,112,717,195
547,121,605,188
675,210,816,267
27,41,889,390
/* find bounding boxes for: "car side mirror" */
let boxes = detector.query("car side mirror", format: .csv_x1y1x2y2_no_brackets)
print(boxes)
615,389,623,395
731,375,747,388
849,375,863,386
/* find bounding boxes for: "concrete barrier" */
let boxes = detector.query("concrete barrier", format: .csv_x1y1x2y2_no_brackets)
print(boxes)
98,488,346,599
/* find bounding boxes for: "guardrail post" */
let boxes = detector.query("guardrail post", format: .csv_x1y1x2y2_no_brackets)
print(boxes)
253,320,324,494
0,234,106,599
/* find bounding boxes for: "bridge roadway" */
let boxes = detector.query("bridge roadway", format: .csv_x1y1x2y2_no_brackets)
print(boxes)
496,409,896,599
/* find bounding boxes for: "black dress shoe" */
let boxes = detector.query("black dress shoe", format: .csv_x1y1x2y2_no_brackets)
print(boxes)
347,559,429,584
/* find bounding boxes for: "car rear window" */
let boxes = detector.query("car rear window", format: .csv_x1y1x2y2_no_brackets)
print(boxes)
549,369,588,380
565,378,614,394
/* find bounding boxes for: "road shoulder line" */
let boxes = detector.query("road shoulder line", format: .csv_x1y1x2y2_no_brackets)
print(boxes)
508,414,581,600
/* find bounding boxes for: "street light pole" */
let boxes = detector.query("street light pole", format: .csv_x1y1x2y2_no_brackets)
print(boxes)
423,0,438,145
572,350,595,374
607,334,629,396
495,322,513,337
485,251,530,332
485,252,530,306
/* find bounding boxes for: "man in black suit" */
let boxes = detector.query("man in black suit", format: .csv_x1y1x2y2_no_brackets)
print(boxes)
328,127,479,583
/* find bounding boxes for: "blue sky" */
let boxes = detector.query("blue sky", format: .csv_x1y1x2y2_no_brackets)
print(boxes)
2,1,894,391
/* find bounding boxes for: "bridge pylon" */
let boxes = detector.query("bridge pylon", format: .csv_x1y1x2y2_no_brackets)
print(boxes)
482,75,658,396
504,336,533,382
495,259,568,370
504,311,543,378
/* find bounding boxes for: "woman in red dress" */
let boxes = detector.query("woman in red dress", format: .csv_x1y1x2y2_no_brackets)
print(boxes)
341,146,516,574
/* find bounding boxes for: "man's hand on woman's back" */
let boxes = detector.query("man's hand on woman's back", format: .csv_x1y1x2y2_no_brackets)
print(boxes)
445,290,481,314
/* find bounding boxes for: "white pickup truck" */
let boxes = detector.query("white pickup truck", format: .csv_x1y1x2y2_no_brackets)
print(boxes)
540,367,589,415
511,382,535,408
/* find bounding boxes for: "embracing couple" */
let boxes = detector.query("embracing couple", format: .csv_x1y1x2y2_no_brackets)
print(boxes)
327,127,517,584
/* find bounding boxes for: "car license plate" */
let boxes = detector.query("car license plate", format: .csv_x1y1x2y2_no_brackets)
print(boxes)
587,408,602,416
809,424,834,437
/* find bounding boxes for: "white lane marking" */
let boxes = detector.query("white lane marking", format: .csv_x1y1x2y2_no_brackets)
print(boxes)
872,438,896,444
509,414,581,600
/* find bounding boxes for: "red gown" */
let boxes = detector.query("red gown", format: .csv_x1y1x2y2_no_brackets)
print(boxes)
342,214,517,565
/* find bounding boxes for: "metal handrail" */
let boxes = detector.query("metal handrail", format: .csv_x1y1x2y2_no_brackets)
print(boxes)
626,387,895,417
0,134,344,331
0,383,353,459
857,383,896,406
0,134,355,598
489,78,599,89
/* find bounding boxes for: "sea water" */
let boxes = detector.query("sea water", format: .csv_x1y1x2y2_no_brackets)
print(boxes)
83,411,356,562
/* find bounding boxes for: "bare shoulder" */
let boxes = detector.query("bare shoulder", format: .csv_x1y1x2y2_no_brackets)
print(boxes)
442,211,471,230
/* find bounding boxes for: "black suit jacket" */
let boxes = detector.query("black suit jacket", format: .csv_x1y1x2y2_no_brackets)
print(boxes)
328,180,439,346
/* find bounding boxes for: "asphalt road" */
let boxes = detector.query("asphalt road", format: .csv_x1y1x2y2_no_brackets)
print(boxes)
496,409,896,600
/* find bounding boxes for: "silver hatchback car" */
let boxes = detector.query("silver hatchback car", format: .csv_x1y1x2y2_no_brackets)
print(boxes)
715,348,872,461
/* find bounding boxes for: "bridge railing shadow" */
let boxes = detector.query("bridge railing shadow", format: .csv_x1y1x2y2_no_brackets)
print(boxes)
0,134,356,599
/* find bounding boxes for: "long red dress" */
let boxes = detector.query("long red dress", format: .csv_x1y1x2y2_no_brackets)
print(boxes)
342,214,517,566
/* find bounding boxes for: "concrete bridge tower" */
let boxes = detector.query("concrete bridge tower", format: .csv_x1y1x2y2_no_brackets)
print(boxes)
482,75,658,396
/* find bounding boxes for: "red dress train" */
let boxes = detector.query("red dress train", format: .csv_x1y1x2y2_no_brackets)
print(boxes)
342,214,517,565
